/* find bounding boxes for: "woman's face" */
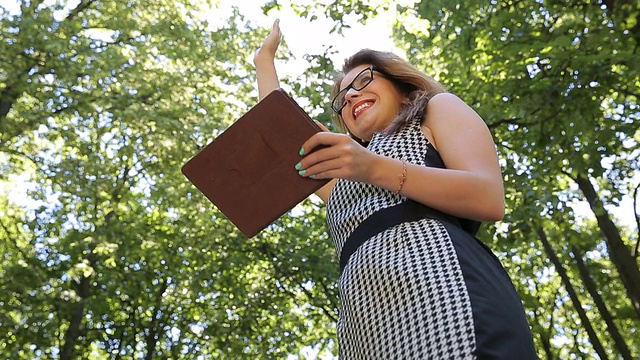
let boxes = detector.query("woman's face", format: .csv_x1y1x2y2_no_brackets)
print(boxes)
338,64,405,141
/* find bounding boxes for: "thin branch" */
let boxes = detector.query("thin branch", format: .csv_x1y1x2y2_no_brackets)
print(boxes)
618,88,640,99
65,0,98,22
0,147,41,168
261,243,339,323
0,218,49,284
487,117,540,129
299,284,338,323
633,182,640,259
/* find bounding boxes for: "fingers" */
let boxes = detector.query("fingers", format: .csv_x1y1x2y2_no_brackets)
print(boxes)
299,132,347,157
272,19,281,35
253,20,282,65
296,133,369,180
265,19,281,48
261,20,282,52
314,120,330,132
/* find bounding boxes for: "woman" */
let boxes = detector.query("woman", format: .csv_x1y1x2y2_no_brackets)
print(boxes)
254,21,538,359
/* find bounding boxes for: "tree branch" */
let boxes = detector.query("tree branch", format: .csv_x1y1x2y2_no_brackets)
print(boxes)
574,172,640,316
144,278,168,360
60,274,91,360
65,0,98,22
487,117,540,129
633,182,640,259
536,226,609,359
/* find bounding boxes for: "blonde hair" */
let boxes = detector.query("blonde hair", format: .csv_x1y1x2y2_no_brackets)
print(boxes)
330,49,447,142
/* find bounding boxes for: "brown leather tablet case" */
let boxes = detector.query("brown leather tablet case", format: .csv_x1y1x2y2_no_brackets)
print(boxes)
182,89,329,237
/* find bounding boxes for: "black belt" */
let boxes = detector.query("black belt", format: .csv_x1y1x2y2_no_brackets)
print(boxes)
339,200,466,273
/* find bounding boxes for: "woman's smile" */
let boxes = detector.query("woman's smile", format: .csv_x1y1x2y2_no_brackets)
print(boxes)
352,100,375,120
339,64,404,140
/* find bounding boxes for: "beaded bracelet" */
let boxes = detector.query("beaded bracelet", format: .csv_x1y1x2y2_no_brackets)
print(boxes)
395,160,407,194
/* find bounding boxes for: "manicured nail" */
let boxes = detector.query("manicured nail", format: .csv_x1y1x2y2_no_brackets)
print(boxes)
295,163,302,170
309,174,316,179
299,147,305,156
298,170,306,176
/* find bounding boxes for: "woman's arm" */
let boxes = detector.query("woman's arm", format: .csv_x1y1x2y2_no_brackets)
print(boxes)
253,20,282,100
254,21,337,202
297,93,505,221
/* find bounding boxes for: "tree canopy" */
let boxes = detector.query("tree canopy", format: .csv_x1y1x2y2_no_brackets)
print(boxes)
1,0,638,358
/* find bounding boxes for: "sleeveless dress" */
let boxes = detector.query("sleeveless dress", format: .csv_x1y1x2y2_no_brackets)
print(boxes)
326,119,538,359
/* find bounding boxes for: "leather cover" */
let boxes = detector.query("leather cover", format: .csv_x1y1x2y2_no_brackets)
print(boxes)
182,89,330,237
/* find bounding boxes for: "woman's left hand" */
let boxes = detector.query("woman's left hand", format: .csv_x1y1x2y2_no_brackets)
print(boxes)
253,20,281,66
297,132,378,183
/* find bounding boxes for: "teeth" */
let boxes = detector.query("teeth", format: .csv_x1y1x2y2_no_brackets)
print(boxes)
354,102,372,117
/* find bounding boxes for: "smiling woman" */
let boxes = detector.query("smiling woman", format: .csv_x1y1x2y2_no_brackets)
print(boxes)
252,20,539,359
332,64,406,142
331,65,379,114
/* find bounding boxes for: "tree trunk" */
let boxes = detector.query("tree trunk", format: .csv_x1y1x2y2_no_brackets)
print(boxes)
572,246,635,360
537,293,557,360
537,227,609,359
144,279,168,360
60,274,91,360
574,173,640,317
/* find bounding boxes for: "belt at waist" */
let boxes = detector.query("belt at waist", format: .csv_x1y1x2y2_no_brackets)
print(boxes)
339,200,467,274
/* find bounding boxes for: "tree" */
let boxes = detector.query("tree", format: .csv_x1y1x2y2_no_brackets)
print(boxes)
1,1,338,358
3,0,639,357
398,0,640,357
283,0,640,356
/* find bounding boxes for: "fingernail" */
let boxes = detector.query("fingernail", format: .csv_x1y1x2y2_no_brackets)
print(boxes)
295,163,302,170
299,147,305,156
309,174,316,179
298,170,306,176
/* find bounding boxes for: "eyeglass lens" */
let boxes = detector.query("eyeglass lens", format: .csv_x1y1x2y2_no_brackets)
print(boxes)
332,67,374,113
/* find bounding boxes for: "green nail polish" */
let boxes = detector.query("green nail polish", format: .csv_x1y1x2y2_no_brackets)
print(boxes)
299,147,305,156
298,170,306,176
295,163,302,170
309,174,316,179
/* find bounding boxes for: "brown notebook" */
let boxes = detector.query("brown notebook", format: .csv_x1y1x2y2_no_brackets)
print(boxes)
182,88,330,238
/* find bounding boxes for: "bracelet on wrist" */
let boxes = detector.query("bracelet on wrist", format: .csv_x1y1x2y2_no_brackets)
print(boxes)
395,160,407,194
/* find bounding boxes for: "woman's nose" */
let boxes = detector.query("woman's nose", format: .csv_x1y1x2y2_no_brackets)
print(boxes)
345,88,361,101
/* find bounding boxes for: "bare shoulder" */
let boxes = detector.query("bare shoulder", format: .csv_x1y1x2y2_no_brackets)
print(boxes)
423,92,497,169
426,93,483,123
424,92,488,137
429,91,466,105
421,93,481,148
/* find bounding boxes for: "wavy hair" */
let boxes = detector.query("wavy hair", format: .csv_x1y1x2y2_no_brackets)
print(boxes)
330,49,447,143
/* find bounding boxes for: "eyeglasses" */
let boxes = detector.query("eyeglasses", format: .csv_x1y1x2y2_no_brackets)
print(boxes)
331,66,382,114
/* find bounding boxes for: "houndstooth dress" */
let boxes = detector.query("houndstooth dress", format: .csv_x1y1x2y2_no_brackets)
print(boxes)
326,119,538,359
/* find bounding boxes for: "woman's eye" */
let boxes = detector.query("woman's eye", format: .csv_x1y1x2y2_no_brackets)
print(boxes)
356,75,372,87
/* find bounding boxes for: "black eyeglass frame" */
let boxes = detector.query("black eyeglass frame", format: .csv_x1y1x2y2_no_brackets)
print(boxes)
331,66,386,114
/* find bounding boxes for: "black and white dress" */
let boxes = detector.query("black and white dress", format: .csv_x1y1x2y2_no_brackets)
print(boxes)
326,119,538,359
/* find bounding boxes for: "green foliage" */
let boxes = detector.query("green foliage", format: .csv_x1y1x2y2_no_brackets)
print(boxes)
1,1,338,358
2,0,639,358
399,0,640,357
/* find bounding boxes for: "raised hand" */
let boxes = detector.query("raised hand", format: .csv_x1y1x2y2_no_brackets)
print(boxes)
254,20,282,100
253,20,281,66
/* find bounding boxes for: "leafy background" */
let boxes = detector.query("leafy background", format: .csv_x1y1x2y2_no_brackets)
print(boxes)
1,0,638,359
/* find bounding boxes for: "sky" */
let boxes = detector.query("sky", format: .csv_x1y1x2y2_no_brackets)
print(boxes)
217,0,408,61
